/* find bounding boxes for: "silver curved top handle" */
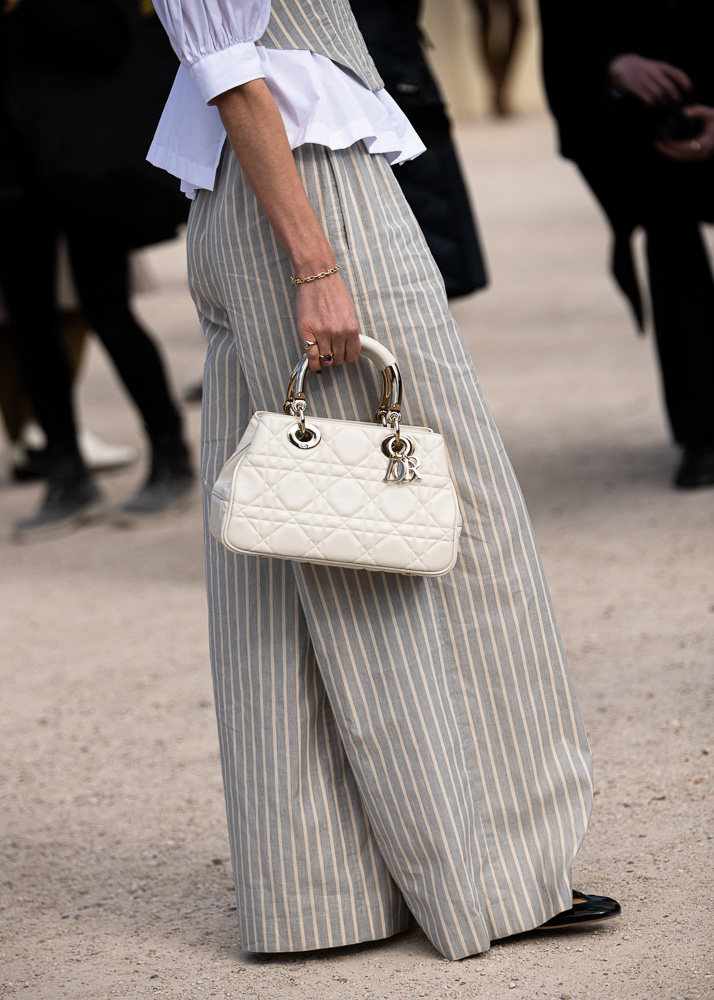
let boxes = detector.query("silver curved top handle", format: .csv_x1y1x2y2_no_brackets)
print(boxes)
283,334,403,425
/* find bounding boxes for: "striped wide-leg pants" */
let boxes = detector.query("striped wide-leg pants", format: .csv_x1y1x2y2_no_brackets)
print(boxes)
187,141,593,960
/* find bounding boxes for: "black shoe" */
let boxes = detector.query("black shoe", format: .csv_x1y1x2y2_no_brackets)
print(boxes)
116,449,195,525
12,430,138,481
13,468,106,543
12,446,49,482
675,445,714,489
536,890,621,930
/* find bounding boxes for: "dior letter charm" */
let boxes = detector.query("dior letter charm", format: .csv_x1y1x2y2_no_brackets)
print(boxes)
384,455,422,483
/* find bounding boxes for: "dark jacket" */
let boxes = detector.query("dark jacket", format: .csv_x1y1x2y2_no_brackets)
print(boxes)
539,0,714,160
538,0,714,326
351,0,488,298
0,0,188,248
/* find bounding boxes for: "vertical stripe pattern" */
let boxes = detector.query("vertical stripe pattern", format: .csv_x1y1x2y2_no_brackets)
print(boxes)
261,0,383,93
187,141,593,960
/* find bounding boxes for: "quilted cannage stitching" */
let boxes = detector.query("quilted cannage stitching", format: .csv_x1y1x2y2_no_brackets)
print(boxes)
229,486,458,566
242,422,457,504
222,414,461,571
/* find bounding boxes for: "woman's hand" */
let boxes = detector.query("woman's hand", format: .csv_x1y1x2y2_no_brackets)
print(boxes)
296,273,360,372
656,104,714,161
608,54,692,105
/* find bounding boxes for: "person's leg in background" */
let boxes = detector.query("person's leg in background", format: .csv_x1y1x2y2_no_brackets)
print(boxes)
0,196,105,539
645,219,714,487
0,309,138,481
469,0,523,117
575,155,714,489
66,222,194,519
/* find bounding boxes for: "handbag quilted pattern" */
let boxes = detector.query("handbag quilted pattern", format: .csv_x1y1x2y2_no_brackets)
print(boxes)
210,412,462,576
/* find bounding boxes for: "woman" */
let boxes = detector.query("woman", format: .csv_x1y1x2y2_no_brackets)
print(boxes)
149,0,619,959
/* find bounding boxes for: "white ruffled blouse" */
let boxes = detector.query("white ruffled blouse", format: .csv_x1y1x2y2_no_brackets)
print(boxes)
148,0,425,197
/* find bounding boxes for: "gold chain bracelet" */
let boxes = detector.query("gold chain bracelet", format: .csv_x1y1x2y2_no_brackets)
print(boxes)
290,264,342,285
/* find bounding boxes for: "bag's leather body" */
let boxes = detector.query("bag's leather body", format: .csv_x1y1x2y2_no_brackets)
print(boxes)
210,411,461,576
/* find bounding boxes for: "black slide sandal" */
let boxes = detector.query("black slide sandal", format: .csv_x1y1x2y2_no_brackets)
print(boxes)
536,891,621,930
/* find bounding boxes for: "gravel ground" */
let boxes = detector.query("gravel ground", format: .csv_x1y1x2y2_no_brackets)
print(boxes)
1,113,712,1000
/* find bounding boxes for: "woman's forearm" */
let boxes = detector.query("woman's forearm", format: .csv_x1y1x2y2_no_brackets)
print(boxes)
213,79,360,370
214,79,336,277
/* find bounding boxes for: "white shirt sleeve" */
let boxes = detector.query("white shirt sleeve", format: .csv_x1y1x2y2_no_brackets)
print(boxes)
151,0,271,104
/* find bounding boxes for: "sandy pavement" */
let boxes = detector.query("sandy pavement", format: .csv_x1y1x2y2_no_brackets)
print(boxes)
1,113,712,1000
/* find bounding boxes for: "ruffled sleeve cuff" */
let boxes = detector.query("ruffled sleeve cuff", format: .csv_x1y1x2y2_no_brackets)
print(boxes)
189,40,265,105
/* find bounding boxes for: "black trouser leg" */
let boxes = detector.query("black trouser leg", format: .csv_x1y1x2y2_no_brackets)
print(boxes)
66,225,185,451
645,221,714,446
0,200,84,467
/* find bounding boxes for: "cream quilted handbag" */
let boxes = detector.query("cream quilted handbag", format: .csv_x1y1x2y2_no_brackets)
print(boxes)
209,335,462,576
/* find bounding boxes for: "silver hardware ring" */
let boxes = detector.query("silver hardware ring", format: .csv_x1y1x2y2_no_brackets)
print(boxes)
384,409,403,449
382,433,413,458
289,399,308,437
288,421,322,450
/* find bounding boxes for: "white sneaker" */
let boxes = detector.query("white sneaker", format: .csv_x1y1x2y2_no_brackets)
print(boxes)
77,428,138,472
18,422,138,473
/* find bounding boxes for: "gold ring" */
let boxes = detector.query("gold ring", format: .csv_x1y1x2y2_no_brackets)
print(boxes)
320,353,334,365
302,340,317,351
691,139,702,153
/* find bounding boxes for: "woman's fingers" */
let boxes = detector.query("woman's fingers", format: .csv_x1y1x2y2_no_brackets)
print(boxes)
327,335,344,367
609,55,692,105
655,65,689,103
640,64,688,103
302,340,322,371
303,334,334,372
657,104,714,161
666,65,693,95
655,139,692,161
296,275,360,371
343,324,361,363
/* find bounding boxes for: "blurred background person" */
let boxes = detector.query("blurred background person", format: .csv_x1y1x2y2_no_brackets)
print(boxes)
469,0,523,117
351,0,488,299
538,0,714,489
0,0,194,541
